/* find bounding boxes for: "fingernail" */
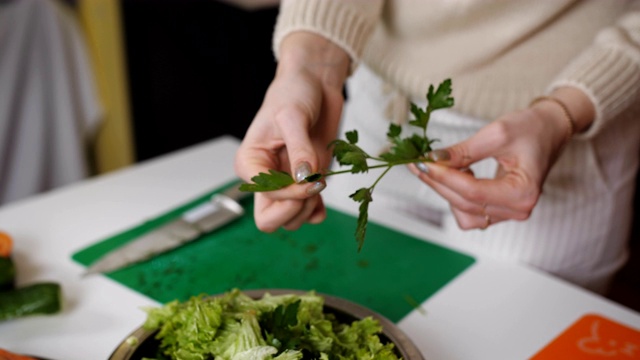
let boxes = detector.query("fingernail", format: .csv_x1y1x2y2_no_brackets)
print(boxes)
415,162,430,174
428,149,451,162
307,181,326,195
295,162,311,183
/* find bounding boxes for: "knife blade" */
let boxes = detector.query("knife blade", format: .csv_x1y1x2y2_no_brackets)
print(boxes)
84,182,251,275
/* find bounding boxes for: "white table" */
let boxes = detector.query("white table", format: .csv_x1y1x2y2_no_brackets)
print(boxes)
0,136,638,359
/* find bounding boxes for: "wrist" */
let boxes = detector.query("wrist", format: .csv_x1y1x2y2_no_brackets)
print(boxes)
277,32,350,89
529,87,595,147
530,87,595,135
548,87,595,134
528,99,574,150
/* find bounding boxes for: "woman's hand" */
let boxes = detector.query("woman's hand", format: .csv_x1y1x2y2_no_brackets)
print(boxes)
234,32,350,232
409,87,595,230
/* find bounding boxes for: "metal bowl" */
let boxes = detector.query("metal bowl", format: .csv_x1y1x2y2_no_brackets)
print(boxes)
109,289,425,360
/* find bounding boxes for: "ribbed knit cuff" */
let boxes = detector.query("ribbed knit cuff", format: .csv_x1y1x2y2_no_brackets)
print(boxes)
273,0,381,73
549,44,640,140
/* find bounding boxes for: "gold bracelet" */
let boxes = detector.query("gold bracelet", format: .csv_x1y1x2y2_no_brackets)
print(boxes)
529,96,577,145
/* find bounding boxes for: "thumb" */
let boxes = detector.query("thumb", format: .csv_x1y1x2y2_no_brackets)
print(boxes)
276,107,319,182
428,124,503,169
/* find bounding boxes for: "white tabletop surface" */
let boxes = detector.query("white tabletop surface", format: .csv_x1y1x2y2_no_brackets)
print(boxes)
0,136,638,360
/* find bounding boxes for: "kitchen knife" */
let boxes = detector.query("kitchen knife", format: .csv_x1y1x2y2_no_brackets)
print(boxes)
84,182,251,275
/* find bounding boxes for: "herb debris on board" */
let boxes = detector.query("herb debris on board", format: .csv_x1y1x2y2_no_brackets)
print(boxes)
141,289,401,360
240,79,455,251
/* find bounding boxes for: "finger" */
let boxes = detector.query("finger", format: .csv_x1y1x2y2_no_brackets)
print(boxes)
254,194,305,232
307,196,327,224
235,146,275,182
282,196,320,231
234,137,285,183
450,206,506,230
410,164,528,220
259,180,326,201
409,164,483,214
427,121,510,169
417,162,538,215
412,164,524,220
275,106,320,182
451,207,485,230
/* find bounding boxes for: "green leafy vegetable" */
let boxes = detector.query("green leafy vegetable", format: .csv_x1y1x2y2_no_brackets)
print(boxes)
142,289,401,360
239,169,296,192
241,79,455,250
260,300,302,350
329,131,371,174
426,79,454,111
350,188,373,251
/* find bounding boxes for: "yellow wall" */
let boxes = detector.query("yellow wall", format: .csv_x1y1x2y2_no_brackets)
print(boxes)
77,0,135,174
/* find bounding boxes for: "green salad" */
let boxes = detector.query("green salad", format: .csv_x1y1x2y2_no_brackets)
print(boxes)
140,289,401,360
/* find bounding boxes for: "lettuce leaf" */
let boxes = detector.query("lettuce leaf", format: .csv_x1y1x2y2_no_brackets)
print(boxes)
141,289,401,360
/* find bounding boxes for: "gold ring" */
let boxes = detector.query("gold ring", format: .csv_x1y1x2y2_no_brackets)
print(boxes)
483,213,491,229
481,204,490,230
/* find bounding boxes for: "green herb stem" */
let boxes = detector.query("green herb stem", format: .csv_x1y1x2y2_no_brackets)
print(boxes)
242,79,454,251
370,165,393,191
318,158,431,179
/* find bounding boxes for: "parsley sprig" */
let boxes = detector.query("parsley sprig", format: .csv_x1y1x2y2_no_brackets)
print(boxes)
240,79,454,251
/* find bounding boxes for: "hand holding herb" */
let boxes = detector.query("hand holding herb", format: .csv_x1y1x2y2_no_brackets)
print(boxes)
240,79,454,251
234,32,350,234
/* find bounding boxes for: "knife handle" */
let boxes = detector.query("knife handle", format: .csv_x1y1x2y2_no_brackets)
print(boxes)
222,182,252,202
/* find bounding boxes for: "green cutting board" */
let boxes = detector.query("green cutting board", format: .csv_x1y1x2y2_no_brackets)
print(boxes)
72,180,475,322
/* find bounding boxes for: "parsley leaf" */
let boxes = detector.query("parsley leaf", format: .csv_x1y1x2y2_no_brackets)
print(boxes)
239,169,295,192
380,124,437,162
427,78,454,111
408,102,430,130
386,124,402,138
329,135,371,174
350,188,373,251
380,125,419,162
345,129,358,144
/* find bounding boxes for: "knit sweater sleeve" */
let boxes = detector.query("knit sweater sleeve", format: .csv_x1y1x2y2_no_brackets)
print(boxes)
272,0,383,71
549,9,640,139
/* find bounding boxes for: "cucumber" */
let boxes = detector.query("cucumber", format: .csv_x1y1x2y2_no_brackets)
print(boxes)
0,256,15,291
0,282,62,321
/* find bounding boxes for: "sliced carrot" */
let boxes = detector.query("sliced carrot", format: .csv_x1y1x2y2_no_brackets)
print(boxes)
0,232,12,258
0,348,38,360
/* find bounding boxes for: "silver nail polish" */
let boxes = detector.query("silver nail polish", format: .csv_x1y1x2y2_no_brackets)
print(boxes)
295,162,311,183
415,162,429,174
428,149,451,162
307,181,326,195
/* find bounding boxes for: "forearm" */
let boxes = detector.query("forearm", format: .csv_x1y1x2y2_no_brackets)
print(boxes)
547,10,640,139
278,32,351,91
273,0,383,73
529,86,596,147
549,87,596,135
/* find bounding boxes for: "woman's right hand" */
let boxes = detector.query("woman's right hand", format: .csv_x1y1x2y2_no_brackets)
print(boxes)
234,32,350,232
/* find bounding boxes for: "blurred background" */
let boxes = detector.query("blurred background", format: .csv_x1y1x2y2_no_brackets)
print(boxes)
0,0,637,310
0,0,278,205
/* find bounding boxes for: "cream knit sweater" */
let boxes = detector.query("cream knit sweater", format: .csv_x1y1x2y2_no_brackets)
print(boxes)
272,1,640,292
273,0,640,138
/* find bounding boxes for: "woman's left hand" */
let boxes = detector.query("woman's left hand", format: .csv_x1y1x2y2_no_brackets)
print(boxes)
408,87,594,230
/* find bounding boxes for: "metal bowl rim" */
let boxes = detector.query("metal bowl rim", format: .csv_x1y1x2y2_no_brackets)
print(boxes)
109,289,424,360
